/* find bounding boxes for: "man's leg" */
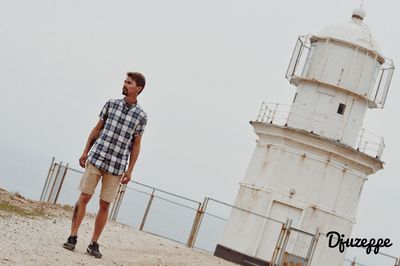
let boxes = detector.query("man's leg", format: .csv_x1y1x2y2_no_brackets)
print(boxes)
64,164,100,251
86,174,120,258
71,193,92,236
63,193,92,250
86,199,110,259
91,199,110,243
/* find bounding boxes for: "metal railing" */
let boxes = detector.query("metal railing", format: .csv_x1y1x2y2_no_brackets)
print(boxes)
255,102,385,159
40,158,399,265
40,159,202,246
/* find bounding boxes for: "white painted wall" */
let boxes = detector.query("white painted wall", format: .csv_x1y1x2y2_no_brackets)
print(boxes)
287,82,368,146
305,39,381,97
217,124,381,265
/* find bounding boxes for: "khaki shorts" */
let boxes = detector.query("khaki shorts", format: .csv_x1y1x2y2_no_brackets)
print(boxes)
79,164,122,203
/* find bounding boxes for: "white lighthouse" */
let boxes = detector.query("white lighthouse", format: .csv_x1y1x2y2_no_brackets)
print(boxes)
215,7,394,266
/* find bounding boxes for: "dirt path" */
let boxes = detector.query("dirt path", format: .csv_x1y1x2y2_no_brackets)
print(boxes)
0,188,235,265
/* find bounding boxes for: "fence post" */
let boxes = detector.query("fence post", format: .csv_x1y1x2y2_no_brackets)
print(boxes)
47,162,62,203
276,219,292,265
266,109,272,123
257,102,266,122
40,157,55,202
270,223,287,265
362,140,368,153
357,128,365,149
351,257,356,266
377,137,385,159
53,163,69,204
140,188,155,231
186,197,208,248
109,184,127,221
306,229,320,266
109,185,119,221
115,184,127,219
270,103,279,123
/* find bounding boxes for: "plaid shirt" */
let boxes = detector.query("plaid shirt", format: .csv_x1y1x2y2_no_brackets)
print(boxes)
87,98,147,175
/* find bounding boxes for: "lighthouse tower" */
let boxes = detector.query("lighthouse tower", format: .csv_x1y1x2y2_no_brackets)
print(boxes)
215,7,394,266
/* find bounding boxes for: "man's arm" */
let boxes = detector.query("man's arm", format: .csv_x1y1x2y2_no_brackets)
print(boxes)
79,119,105,168
120,134,143,184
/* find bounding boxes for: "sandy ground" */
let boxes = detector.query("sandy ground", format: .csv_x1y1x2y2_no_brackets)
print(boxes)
0,188,235,266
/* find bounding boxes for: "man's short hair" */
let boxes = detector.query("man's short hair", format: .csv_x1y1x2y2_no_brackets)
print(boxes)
127,72,146,90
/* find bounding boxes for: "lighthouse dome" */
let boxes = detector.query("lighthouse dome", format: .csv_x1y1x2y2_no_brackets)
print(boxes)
317,7,381,53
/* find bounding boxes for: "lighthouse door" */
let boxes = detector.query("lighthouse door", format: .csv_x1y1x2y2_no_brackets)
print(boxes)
255,201,302,260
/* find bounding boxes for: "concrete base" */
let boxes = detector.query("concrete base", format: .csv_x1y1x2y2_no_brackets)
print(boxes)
214,244,270,266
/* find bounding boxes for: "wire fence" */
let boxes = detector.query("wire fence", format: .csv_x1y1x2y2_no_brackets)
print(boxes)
39,158,399,265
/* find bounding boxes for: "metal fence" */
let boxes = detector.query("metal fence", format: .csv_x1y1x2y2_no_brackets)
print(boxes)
40,158,399,265
272,224,317,266
111,181,201,245
40,158,202,245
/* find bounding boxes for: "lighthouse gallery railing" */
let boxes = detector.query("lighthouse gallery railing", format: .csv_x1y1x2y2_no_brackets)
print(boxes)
256,102,385,160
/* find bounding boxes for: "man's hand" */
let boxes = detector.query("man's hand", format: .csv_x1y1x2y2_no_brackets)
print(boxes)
79,153,88,168
120,171,132,184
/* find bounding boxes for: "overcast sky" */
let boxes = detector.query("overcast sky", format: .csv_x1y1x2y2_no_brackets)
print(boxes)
0,0,399,262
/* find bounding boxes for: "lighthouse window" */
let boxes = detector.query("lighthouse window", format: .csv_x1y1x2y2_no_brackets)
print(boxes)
292,93,297,103
337,103,346,115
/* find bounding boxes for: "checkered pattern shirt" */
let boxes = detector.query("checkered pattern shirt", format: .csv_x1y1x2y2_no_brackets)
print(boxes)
87,98,147,175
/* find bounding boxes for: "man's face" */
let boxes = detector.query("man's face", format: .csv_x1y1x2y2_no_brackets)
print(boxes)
122,77,142,96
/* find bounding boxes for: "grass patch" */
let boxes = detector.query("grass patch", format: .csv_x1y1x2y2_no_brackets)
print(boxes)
0,201,47,217
61,204,74,212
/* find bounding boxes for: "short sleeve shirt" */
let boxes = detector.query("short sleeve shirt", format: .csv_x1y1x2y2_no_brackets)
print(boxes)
87,98,147,175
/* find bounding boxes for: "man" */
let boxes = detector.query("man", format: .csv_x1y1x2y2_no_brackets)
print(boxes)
63,72,147,259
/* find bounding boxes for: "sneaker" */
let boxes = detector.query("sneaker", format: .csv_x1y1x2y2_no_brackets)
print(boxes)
87,242,102,259
63,235,77,251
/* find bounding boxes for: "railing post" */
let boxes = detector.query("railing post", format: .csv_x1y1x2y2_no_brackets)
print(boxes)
374,66,385,103
362,140,368,153
109,184,127,221
266,109,272,123
109,185,119,221
47,162,62,203
116,184,127,221
40,157,55,202
53,163,69,204
357,128,365,149
186,197,208,248
270,223,287,265
377,137,385,159
271,103,279,123
306,229,319,266
351,257,356,266
140,188,155,231
276,219,292,266
257,102,266,122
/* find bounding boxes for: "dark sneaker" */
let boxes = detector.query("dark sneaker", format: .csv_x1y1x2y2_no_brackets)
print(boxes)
63,235,77,251
87,242,102,259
